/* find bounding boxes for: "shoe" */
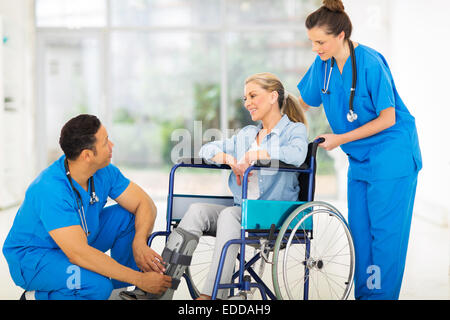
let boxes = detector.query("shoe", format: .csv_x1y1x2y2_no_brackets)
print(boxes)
119,288,159,300
19,291,36,300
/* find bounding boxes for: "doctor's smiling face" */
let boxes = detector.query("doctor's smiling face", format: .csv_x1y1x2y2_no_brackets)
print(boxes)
307,26,345,61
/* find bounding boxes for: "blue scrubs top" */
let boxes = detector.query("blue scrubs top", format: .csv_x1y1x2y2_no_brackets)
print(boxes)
298,44,422,181
2,156,130,287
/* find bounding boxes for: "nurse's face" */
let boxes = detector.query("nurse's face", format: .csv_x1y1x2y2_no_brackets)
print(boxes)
244,81,278,122
92,125,114,168
307,26,345,61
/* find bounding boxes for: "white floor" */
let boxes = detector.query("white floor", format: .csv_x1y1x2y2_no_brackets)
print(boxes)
0,198,448,300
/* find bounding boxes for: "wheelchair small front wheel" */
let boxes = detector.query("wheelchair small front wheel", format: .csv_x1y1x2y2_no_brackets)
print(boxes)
186,235,266,299
272,201,355,300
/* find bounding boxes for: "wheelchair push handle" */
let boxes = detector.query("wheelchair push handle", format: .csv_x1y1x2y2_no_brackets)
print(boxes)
311,137,325,156
314,137,326,144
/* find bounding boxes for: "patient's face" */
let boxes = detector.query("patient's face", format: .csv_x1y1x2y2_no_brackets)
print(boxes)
244,81,275,122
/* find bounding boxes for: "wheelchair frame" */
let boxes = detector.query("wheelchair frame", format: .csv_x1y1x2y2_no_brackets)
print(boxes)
148,138,336,300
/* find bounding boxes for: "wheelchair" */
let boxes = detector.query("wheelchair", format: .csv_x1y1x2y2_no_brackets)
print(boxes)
147,138,355,300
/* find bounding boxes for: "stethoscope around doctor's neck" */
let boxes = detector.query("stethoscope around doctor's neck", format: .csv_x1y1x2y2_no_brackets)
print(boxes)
322,40,358,123
64,158,99,236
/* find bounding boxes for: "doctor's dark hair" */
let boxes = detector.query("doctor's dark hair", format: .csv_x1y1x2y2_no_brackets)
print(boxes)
245,72,308,126
59,114,101,160
305,0,352,40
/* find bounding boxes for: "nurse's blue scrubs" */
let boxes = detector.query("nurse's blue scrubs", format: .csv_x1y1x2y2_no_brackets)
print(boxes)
2,156,138,300
298,44,422,300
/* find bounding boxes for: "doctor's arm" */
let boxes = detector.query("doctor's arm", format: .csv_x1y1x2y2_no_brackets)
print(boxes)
48,226,171,295
114,181,166,274
316,107,396,151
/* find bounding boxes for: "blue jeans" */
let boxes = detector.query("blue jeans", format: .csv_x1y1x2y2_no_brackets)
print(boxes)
25,204,138,300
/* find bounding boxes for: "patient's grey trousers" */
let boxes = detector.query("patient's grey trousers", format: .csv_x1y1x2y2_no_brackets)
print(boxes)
178,203,241,299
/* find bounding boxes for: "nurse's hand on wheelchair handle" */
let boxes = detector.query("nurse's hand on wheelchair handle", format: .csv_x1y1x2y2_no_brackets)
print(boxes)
136,272,172,295
315,134,343,151
315,137,326,144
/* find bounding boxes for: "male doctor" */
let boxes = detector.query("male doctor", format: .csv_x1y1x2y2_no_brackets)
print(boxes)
3,114,171,300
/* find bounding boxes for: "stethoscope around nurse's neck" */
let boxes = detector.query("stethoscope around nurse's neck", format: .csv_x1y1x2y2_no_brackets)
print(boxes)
321,39,358,123
64,158,99,236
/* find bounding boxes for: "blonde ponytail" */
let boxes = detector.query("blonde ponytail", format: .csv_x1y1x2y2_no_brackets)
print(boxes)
282,91,308,127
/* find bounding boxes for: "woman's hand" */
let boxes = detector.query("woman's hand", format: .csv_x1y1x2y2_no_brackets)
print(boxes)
230,162,252,186
315,134,344,151
231,150,271,186
211,152,253,186
242,150,270,164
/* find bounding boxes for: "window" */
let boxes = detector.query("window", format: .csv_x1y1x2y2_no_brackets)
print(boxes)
36,0,335,201
110,0,221,27
36,0,107,27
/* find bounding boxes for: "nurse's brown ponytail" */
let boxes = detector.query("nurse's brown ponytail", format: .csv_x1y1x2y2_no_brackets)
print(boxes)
306,0,353,39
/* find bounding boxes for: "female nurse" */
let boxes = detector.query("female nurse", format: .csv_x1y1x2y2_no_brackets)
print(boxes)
297,0,422,300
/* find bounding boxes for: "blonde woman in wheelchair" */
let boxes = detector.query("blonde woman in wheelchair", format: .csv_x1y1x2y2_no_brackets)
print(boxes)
164,72,309,300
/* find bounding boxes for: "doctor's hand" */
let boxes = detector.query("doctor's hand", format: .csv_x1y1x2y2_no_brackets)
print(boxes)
136,272,172,295
132,241,166,274
315,134,344,151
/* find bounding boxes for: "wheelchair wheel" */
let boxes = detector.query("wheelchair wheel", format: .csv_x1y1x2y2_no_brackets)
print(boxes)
272,201,355,300
185,235,266,299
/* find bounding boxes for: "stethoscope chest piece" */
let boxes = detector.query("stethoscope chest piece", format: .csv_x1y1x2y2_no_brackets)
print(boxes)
89,192,99,205
347,109,358,123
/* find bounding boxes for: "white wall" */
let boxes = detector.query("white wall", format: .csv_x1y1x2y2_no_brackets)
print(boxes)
344,0,450,226
0,0,36,209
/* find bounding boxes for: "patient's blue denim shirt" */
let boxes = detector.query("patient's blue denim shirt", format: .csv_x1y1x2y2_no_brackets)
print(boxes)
199,115,308,206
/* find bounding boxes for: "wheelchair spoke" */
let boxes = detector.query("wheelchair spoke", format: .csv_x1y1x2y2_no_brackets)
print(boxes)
321,269,341,299
320,243,350,264
318,230,346,259
318,269,347,294
317,218,341,258
273,203,355,300
190,263,210,276
320,259,350,267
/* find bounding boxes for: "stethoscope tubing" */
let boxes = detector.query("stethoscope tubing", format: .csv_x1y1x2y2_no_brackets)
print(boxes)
321,40,358,122
64,159,98,236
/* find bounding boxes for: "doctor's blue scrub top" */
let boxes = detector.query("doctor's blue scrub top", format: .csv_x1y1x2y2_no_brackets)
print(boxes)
297,44,422,181
2,156,130,288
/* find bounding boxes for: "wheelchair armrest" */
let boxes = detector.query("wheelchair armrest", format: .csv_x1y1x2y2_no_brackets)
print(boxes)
177,157,231,170
251,138,324,171
253,160,309,170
